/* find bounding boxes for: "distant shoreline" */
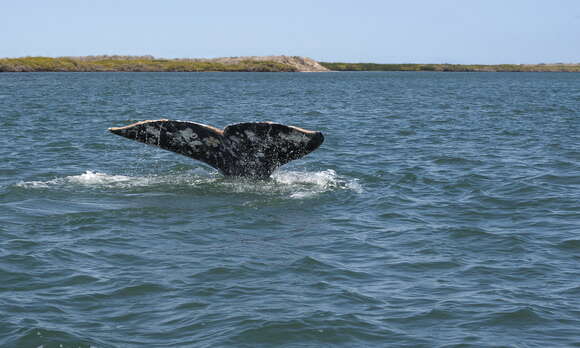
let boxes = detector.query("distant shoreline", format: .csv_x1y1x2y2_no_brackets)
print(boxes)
319,62,580,72
1,56,579,72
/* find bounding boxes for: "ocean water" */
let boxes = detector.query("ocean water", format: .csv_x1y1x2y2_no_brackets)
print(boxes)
0,71,579,347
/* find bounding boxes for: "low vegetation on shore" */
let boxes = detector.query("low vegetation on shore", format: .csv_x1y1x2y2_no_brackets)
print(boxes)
0,56,298,72
1,56,579,72
320,62,580,72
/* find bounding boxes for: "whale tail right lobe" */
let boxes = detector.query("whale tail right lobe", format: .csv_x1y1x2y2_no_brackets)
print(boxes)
109,120,324,178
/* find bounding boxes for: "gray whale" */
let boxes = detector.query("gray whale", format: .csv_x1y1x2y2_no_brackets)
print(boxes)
109,120,324,178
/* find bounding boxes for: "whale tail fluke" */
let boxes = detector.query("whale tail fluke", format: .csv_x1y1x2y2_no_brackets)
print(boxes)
108,120,324,178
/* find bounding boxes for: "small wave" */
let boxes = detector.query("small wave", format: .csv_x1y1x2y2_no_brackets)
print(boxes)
433,156,483,166
4,327,102,348
389,260,461,272
303,110,323,115
558,285,580,296
483,307,548,326
290,256,370,280
531,173,580,186
338,288,384,305
556,239,580,250
390,308,456,322
189,266,251,281
228,313,397,345
397,129,416,136
110,282,172,297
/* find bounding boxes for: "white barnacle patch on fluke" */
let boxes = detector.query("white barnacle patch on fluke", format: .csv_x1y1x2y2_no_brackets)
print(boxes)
279,130,309,143
204,137,220,147
145,125,161,144
179,128,198,144
244,130,258,142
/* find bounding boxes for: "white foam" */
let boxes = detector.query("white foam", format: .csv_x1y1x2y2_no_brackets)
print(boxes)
67,171,133,185
15,169,362,198
16,180,52,189
289,191,316,199
271,169,363,198
345,179,364,194
17,171,148,189
273,169,337,186
273,169,363,194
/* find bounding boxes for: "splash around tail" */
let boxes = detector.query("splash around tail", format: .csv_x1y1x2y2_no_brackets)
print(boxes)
109,120,324,178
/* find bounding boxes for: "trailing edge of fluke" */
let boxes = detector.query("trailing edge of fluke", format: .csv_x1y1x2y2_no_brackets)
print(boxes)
108,120,324,178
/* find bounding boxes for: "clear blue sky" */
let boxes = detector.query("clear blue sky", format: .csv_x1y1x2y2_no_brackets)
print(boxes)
1,0,578,64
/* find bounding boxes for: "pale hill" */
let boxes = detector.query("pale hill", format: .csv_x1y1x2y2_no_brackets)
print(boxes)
196,56,330,72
